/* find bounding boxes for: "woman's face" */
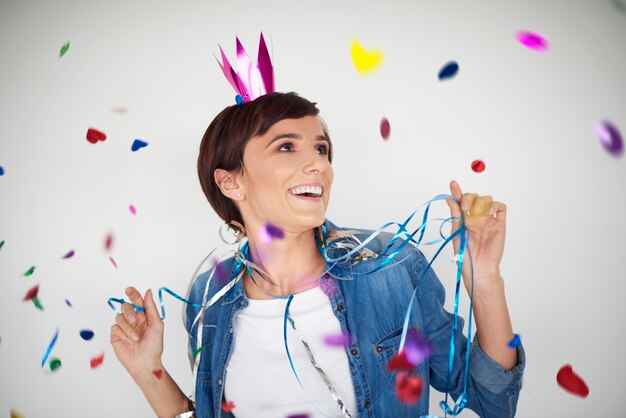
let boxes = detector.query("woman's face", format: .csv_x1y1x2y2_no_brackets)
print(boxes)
237,115,334,233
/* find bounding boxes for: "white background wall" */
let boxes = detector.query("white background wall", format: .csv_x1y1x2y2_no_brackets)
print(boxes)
1,1,625,417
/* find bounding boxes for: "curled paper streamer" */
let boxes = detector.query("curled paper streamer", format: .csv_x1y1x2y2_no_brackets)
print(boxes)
41,328,59,368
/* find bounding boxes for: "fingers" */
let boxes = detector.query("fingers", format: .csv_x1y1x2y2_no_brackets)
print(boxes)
115,311,141,342
449,180,462,200
143,289,163,326
110,324,132,345
126,286,145,310
489,201,507,221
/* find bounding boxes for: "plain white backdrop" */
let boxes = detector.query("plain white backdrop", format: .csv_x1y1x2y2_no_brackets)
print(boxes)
1,0,625,417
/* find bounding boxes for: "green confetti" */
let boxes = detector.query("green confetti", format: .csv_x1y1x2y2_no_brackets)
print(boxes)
32,296,44,311
0,240,4,250
49,357,62,371
24,266,36,276
59,42,70,58
192,345,207,359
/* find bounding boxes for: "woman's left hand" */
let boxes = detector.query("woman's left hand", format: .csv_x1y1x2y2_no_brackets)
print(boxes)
445,180,507,291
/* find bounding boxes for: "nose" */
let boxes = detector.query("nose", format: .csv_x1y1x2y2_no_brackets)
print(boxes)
302,148,329,174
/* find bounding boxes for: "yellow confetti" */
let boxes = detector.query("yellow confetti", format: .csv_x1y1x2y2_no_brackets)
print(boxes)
11,409,25,418
350,39,384,75
466,196,493,220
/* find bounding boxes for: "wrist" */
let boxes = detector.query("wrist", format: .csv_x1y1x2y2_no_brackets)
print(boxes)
130,358,165,385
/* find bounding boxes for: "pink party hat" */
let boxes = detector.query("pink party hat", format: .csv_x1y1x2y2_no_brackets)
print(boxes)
216,33,275,102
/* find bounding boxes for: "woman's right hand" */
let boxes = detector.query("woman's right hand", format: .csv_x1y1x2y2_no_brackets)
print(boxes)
110,287,164,380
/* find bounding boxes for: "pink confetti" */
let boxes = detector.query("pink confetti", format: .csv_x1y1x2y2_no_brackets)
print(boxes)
380,118,391,140
516,31,549,52
104,233,113,251
109,256,118,269
129,205,137,215
90,352,105,369
111,107,128,113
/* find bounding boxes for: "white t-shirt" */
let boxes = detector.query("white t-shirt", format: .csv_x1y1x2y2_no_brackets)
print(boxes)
224,285,357,418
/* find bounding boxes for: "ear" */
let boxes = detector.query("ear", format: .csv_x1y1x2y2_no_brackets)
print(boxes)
214,168,244,201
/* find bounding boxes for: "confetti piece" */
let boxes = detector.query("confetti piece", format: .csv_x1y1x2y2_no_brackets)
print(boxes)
10,409,25,418
515,31,549,52
49,357,62,372
380,118,391,140
221,401,236,413
259,222,285,243
62,250,75,259
65,299,73,307
466,196,493,220
212,260,230,286
323,332,351,347
0,166,4,176
387,350,415,372
350,39,384,75
192,345,207,359
0,240,4,249
41,328,59,368
129,205,137,215
86,128,107,144
471,159,486,173
594,120,623,157
59,42,70,58
105,233,113,251
24,266,36,276
557,364,589,398
109,256,118,269
507,334,521,348
287,415,310,418
236,95,244,107
403,329,432,366
32,296,44,311
612,0,626,12
90,352,105,369
395,372,425,404
438,61,459,80
153,369,163,379
131,139,149,152
111,107,128,113
80,330,95,341
23,284,40,301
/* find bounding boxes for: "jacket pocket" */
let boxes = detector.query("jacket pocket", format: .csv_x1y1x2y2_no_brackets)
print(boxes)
374,327,404,390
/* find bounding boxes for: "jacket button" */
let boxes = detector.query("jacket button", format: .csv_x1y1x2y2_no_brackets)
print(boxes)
323,273,330,279
229,328,233,334
239,300,246,306
350,348,358,356
376,347,382,353
364,400,371,409
337,304,344,312
218,379,223,385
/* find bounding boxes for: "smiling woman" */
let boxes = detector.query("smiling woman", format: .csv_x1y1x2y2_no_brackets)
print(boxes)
110,90,525,418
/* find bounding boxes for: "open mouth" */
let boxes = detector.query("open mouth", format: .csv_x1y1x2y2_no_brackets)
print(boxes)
288,185,323,198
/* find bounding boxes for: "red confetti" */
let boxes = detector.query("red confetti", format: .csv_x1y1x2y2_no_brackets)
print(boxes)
221,401,236,413
109,256,118,269
105,234,113,251
386,350,415,372
153,369,163,379
86,128,107,144
380,118,391,140
395,372,425,404
557,364,589,398
471,159,486,173
90,352,105,369
23,284,40,301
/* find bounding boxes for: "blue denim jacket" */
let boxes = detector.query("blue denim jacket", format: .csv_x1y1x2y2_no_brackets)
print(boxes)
184,220,525,417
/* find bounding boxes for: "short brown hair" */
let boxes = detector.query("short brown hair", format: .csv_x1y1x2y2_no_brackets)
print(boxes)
197,92,333,226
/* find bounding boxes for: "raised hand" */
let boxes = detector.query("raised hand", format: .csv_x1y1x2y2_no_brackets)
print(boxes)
110,287,164,379
445,180,507,292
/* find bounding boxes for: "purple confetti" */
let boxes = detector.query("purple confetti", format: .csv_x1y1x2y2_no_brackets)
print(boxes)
594,120,623,157
259,222,285,243
323,332,351,347
62,250,75,259
65,299,73,308
403,329,432,366
212,260,230,286
129,205,137,215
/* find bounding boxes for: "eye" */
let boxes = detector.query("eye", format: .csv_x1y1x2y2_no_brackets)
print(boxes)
316,144,329,154
277,142,294,152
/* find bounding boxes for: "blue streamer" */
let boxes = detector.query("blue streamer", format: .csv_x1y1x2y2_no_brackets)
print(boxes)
107,287,203,319
41,328,59,368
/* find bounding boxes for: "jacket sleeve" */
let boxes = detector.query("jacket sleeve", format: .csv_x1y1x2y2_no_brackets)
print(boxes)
410,248,526,418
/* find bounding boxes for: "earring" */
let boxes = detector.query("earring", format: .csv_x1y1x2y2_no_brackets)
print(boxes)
236,193,241,197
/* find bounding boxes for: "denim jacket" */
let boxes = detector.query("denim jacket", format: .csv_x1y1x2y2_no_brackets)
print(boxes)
184,220,525,417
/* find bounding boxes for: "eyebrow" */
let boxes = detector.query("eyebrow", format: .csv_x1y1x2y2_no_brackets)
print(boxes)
264,133,330,149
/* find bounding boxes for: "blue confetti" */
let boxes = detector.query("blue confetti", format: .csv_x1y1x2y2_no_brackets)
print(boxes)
0,166,4,176
131,139,149,152
79,329,95,341
438,61,459,81
507,334,521,348
235,95,244,107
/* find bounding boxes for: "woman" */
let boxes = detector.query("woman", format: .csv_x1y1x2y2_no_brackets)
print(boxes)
110,92,525,418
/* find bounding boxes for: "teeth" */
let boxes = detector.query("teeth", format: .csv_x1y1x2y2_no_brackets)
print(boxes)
289,185,323,197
